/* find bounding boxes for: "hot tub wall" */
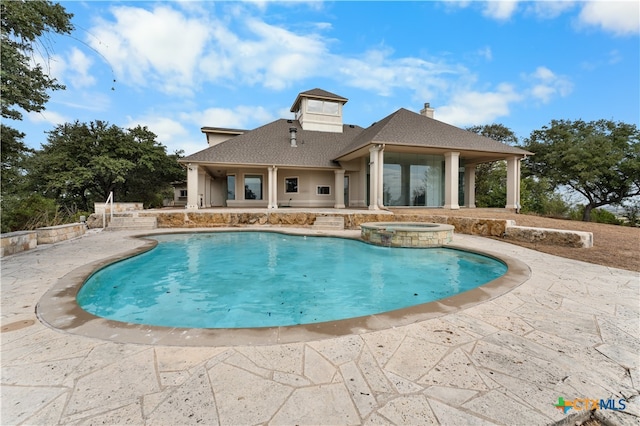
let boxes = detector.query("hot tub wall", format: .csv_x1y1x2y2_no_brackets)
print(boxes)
361,225,454,248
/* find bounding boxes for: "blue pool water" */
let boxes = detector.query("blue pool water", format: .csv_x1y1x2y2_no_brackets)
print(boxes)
77,232,507,328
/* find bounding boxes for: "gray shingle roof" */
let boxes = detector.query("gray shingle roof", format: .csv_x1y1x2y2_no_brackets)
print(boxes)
183,119,363,168
182,106,531,169
335,108,531,158
290,88,349,112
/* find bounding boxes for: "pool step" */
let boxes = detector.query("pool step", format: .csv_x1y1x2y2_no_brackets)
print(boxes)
312,216,344,231
107,216,157,231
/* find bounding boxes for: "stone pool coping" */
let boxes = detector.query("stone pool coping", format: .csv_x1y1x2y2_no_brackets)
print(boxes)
36,227,530,347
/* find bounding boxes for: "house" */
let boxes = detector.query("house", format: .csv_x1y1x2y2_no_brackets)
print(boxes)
180,88,531,211
163,180,188,207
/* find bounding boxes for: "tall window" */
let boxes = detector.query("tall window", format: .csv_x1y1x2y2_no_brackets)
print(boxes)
227,175,235,200
244,175,263,200
285,177,298,193
381,153,444,207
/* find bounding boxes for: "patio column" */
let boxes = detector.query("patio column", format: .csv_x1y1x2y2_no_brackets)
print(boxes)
464,164,476,208
268,166,278,209
368,145,380,210
378,145,385,208
444,152,460,209
186,163,200,210
506,156,521,211
334,169,345,209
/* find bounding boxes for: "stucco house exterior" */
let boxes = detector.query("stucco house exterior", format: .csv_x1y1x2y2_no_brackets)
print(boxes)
180,88,531,211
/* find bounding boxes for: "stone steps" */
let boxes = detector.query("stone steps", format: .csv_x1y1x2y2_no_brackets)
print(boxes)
107,216,157,231
312,216,344,231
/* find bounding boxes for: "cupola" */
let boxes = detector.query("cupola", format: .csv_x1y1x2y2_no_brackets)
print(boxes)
290,88,348,133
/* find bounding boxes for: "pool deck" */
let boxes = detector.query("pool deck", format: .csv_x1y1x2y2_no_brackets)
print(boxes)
1,227,638,425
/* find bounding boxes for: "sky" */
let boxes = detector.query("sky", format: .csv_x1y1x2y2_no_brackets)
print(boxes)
9,0,640,157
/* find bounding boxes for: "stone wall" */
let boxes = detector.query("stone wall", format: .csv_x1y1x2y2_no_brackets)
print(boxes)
137,211,511,237
0,231,37,257
504,225,593,248
94,202,143,214
85,211,593,248
36,223,86,244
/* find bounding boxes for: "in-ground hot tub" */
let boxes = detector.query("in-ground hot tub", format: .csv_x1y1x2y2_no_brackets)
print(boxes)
361,222,454,248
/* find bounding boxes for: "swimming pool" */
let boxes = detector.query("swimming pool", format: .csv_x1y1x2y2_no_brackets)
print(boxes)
77,232,507,329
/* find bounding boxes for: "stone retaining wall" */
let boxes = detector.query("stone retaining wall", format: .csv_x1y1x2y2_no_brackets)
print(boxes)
85,211,593,248
114,211,511,237
36,223,85,244
504,225,593,248
0,231,37,257
94,202,143,214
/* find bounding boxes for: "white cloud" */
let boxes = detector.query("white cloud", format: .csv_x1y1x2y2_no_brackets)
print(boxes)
477,46,492,61
482,1,519,20
578,1,639,36
436,83,523,126
124,115,194,154
525,1,576,19
67,48,96,88
337,48,467,101
185,106,275,130
89,5,212,95
525,66,573,103
27,110,70,127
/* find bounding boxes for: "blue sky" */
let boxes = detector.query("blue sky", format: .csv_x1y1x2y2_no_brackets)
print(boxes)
10,1,640,156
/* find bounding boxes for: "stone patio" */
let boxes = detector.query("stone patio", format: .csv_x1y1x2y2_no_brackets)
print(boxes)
1,227,638,425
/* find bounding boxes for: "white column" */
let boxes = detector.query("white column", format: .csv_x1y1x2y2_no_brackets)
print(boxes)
444,152,460,209
268,166,278,209
334,169,345,209
368,146,379,210
377,146,385,208
506,156,521,210
186,164,200,210
464,164,476,208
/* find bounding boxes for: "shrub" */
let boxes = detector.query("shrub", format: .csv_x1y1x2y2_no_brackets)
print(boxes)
569,205,622,225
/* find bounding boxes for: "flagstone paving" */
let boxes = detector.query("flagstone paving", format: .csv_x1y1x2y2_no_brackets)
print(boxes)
1,227,638,425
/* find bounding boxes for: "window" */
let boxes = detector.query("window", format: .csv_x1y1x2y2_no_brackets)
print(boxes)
227,175,235,200
285,177,298,193
307,99,339,115
244,175,263,200
317,185,331,195
179,190,187,198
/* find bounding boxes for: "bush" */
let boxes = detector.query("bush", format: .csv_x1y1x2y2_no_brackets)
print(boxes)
569,205,622,225
1,194,60,233
622,201,640,226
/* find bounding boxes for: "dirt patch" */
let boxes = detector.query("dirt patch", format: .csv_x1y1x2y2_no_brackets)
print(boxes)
391,208,640,272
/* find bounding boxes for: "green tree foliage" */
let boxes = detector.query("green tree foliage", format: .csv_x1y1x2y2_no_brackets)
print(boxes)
1,124,32,193
28,121,186,212
466,124,518,208
1,1,74,232
519,176,569,217
621,201,640,227
1,0,73,120
524,119,640,221
569,206,621,225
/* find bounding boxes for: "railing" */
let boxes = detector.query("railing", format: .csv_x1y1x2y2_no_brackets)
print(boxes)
103,191,113,229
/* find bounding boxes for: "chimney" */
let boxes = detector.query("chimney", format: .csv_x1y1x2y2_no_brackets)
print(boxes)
420,102,435,119
289,127,298,147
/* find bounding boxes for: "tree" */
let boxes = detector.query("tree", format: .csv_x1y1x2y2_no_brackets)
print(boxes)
466,124,518,208
523,119,640,221
1,0,74,121
28,121,186,212
1,1,74,232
